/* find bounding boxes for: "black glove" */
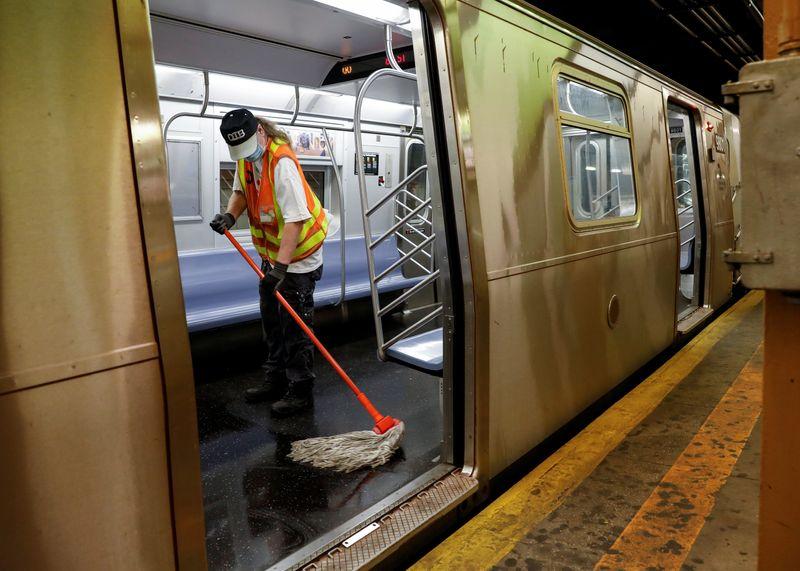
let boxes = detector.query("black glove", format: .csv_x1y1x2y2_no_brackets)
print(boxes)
210,212,236,235
261,262,288,295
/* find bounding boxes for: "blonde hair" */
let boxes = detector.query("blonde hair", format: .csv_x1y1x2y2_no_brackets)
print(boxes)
256,117,292,148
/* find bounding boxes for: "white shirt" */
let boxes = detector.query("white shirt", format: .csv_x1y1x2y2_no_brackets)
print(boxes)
234,156,327,274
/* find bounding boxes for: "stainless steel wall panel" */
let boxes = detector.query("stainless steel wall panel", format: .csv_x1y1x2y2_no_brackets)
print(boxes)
0,0,156,387
485,240,676,476
0,361,174,570
449,8,676,276
436,0,686,476
0,0,204,567
115,0,207,565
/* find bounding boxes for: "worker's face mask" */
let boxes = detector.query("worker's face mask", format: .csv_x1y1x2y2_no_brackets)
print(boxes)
245,142,265,163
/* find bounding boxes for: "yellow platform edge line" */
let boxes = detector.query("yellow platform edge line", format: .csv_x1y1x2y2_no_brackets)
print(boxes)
595,344,763,570
412,291,763,570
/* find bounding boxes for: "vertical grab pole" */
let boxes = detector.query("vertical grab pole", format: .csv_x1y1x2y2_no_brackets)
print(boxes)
385,25,403,72
290,84,300,125
322,127,346,306
199,70,209,115
354,67,418,360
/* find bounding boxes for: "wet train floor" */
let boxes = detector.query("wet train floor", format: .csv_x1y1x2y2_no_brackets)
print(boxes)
191,311,443,570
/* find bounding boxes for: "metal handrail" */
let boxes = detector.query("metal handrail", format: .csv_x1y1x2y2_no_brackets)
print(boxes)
290,85,300,125
164,109,423,143
366,165,428,216
679,219,695,231
160,88,424,136
674,179,692,202
354,66,441,358
397,187,426,205
599,203,621,218
680,236,695,247
381,305,443,352
592,183,619,204
200,70,209,114
376,235,436,282
395,230,433,260
377,271,441,317
677,204,694,216
394,238,434,274
395,211,432,237
321,128,346,306
395,197,432,226
370,198,432,249
385,25,403,72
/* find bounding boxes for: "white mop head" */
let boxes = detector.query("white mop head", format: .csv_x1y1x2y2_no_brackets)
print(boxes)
288,422,405,473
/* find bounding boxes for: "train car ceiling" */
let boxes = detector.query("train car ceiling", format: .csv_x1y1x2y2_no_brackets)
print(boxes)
149,0,413,90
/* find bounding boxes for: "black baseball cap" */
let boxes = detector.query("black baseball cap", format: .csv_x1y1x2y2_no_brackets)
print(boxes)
220,108,258,160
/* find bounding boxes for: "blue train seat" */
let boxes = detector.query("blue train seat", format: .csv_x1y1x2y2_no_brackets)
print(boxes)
180,235,422,332
385,328,444,375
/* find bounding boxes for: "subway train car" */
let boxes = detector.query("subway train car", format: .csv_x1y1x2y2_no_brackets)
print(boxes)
1,0,739,569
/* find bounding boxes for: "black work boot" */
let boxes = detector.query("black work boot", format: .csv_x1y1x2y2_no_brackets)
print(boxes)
245,375,288,403
270,381,314,417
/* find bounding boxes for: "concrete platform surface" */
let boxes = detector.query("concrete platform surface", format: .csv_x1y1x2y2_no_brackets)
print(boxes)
414,291,763,570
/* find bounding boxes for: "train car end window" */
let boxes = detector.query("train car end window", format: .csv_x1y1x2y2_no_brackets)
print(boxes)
555,74,638,228
167,140,202,219
303,169,326,209
219,162,249,231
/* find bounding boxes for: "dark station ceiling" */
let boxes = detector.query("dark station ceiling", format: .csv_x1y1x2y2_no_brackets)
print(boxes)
526,0,764,105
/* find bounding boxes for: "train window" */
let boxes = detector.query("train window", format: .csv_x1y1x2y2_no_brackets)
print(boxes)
166,140,202,219
555,73,638,227
219,162,249,231
561,128,636,222
303,169,326,209
557,77,626,127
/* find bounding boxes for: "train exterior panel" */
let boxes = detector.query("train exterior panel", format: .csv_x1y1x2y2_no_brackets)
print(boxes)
0,0,201,567
424,0,736,477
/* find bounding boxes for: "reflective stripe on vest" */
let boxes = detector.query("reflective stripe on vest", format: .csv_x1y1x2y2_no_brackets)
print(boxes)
238,138,328,262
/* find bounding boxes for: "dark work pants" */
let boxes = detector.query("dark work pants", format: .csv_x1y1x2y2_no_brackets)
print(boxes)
259,259,322,387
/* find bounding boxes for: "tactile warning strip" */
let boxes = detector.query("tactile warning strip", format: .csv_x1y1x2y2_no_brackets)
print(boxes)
301,470,477,570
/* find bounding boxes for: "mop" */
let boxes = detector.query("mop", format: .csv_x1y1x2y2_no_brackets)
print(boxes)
224,230,404,472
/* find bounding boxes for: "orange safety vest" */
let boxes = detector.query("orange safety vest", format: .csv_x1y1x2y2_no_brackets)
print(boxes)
238,138,328,263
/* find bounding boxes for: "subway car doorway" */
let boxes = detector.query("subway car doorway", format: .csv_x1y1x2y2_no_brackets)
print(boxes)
151,1,456,568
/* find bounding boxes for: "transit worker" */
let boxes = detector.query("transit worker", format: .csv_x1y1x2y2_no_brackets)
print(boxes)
210,109,329,417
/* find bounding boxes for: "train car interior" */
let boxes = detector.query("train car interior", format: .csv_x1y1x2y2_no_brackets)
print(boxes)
150,0,454,568
667,102,706,319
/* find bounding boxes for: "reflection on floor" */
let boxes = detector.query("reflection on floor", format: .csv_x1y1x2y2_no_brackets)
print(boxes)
192,314,443,570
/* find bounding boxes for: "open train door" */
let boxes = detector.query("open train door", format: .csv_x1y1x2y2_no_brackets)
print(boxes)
666,101,710,332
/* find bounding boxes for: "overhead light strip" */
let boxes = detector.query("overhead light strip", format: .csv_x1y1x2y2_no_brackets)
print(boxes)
309,0,412,30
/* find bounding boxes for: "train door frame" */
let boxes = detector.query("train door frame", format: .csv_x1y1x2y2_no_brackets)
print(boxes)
414,2,478,478
115,1,207,566
663,94,710,323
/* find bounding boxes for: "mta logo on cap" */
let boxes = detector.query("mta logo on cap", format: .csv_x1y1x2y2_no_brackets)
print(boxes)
220,108,257,147
227,129,246,142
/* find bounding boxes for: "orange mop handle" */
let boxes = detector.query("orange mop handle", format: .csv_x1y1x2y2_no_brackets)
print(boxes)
223,230,387,426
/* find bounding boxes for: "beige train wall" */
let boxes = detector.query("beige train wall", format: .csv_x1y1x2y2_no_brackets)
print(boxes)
0,1,205,569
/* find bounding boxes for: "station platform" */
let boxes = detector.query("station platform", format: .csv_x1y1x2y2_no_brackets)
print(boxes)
414,291,764,570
